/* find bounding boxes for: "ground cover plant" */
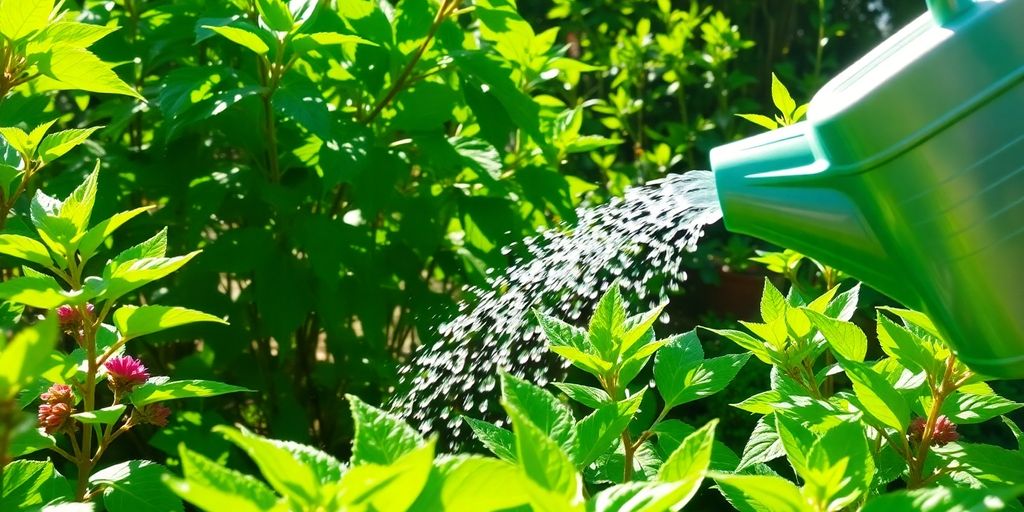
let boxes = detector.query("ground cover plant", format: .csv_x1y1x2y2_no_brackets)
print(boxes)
1,0,1022,510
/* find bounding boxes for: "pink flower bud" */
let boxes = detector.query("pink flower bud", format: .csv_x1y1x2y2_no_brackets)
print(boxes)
56,305,77,326
931,415,959,446
37,402,72,434
40,383,74,405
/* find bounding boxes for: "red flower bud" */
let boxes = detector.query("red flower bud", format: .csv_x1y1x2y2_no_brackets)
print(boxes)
56,305,77,326
931,415,959,446
37,402,72,434
40,383,74,405
137,404,171,427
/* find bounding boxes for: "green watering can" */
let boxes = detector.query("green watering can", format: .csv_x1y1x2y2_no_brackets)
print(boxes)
710,0,1024,377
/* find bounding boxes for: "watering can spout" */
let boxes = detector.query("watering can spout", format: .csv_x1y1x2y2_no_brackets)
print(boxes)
710,124,908,305
710,0,1024,378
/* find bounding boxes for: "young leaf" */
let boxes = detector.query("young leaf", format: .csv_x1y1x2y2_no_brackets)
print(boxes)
703,327,776,365
89,460,182,512
620,304,665,354
760,278,787,324
347,394,424,466
0,275,68,309
76,206,156,262
337,440,435,512
732,390,784,415
462,416,516,463
113,305,226,340
590,481,707,512
658,352,750,410
839,359,910,433
203,26,270,55
574,392,644,468
771,73,797,121
1003,416,1024,452
804,309,868,362
71,404,126,425
58,166,99,235
552,382,611,409
34,46,143,99
165,445,279,512
876,313,941,374
710,472,810,512
499,371,576,455
505,400,579,499
255,0,294,31
654,331,705,395
658,419,716,484
291,32,374,53
736,114,779,130
588,284,626,360
130,379,251,406
37,127,103,163
101,251,201,301
215,426,319,508
0,234,54,268
0,0,54,42
437,456,530,512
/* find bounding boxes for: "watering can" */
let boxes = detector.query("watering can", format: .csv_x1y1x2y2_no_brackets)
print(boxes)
710,0,1024,378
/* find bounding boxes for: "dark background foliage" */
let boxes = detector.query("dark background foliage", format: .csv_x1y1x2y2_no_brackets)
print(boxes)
4,0,924,466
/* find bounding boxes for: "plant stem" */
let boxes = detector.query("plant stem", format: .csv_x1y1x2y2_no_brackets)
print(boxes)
363,0,459,124
907,356,957,488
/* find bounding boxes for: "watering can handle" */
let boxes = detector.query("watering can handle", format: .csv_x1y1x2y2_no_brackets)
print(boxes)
926,0,975,25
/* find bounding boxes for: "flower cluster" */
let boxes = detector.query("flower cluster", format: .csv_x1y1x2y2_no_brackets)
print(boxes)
57,303,94,333
37,383,75,434
909,415,960,447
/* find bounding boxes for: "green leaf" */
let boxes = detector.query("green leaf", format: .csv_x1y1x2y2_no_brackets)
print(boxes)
877,306,941,339
1003,416,1024,452
463,417,516,463
659,419,716,485
101,251,201,301
802,421,874,510
658,352,750,410
0,0,53,42
348,393,424,466
760,279,787,323
58,166,99,236
653,420,741,473
710,472,810,512
737,415,785,472
773,415,816,477
552,382,611,409
337,439,435,512
0,460,72,510
76,206,155,262
291,32,374,53
215,426,319,507
840,359,910,433
37,127,102,163
505,400,579,499
703,327,776,365
804,309,867,362
204,25,270,55
941,393,1023,424
0,275,67,309
71,404,126,425
732,390,784,415
793,104,810,122
437,456,530,512
654,331,704,398
933,442,1024,486
34,46,142,99
620,304,666,355
113,305,226,340
771,73,797,121
0,126,31,157
255,0,293,31
0,234,53,268
862,485,1024,511
27,21,118,50
588,284,625,360
575,392,643,468
736,114,779,130
499,371,575,455
8,425,57,458
166,445,279,512
536,311,588,350
130,379,251,406
590,480,707,512
111,228,168,265
89,460,182,512
876,313,943,374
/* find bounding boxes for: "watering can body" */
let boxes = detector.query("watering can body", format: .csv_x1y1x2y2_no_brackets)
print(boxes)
710,0,1024,377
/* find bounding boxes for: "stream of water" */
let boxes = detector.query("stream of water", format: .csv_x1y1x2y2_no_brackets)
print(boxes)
390,170,723,444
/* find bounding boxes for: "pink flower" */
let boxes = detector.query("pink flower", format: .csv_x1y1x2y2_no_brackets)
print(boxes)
931,416,959,446
137,404,171,427
104,355,150,392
